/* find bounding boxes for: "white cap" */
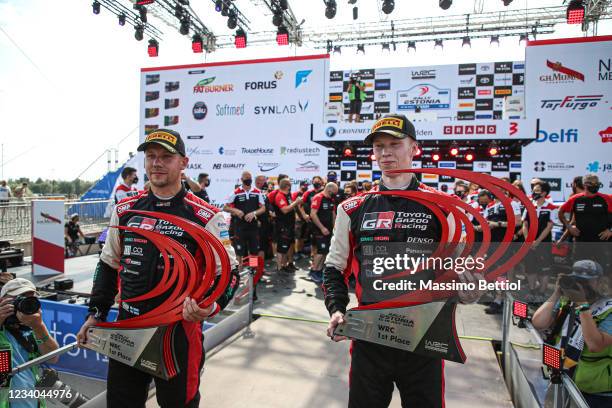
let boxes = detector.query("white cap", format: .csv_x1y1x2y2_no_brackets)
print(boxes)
1,278,38,298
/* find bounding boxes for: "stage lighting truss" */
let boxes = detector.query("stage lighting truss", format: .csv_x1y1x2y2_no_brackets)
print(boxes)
93,0,162,42
254,0,303,46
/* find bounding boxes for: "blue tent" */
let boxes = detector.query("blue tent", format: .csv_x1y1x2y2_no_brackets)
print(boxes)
67,166,124,219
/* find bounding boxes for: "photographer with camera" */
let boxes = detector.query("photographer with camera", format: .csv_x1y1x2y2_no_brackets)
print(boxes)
0,278,59,407
347,74,366,123
532,260,612,407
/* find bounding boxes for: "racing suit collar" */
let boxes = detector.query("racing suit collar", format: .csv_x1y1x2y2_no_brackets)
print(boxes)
147,186,187,207
378,176,419,192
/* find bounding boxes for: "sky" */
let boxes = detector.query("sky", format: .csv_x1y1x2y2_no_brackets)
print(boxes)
0,0,608,182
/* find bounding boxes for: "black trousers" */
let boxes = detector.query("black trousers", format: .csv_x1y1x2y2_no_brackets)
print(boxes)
107,321,205,408
348,340,445,408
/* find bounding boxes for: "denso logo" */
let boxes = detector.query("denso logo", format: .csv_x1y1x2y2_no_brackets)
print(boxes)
536,128,578,143
361,211,395,230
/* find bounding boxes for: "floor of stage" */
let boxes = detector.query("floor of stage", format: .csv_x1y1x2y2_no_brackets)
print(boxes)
12,255,513,407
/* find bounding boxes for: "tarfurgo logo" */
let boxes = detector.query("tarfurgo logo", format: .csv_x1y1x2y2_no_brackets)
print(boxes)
540,95,603,111
361,211,395,230
372,117,403,132
145,131,177,145
193,77,234,93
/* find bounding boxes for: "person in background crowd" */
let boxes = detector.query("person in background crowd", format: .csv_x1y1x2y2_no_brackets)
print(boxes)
362,180,372,193
532,260,612,408
13,182,32,200
347,74,366,123
114,167,139,203
467,182,480,203
0,278,60,408
0,181,11,220
571,175,585,196
224,171,266,271
192,173,210,203
558,174,612,269
255,175,272,259
65,213,86,257
308,182,338,284
273,178,302,273
473,190,493,242
440,184,449,194
522,181,557,304
267,174,289,257
343,183,358,200
302,176,325,265
454,182,468,202
293,181,310,260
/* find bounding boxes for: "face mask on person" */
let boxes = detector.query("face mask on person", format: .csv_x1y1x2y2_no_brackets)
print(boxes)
204,180,210,187
132,176,139,184
455,190,465,198
313,182,322,189
532,193,541,200
242,178,252,186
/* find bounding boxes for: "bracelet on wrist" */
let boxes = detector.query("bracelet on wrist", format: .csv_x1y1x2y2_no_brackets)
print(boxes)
576,303,591,313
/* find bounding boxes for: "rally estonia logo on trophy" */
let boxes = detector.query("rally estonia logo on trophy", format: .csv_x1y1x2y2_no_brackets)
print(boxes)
334,169,538,363
83,211,231,380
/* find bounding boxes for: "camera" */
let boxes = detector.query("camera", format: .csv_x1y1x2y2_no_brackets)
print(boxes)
13,295,41,315
37,368,89,407
350,77,356,84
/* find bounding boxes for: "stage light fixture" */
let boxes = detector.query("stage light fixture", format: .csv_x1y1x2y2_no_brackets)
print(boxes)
138,6,147,23
343,143,354,157
92,1,100,15
490,35,500,47
235,28,247,48
382,0,394,15
325,1,337,19
134,25,144,41
326,40,333,53
279,0,288,11
407,41,416,52
215,0,223,12
0,350,10,374
356,44,365,54
147,39,159,57
353,6,358,20
272,9,284,27
503,0,513,6
462,36,471,48
439,0,452,10
512,300,528,319
567,0,585,24
434,39,443,50
488,143,499,156
450,143,459,156
277,26,289,46
542,344,562,370
228,11,238,29
192,34,203,53
465,153,474,161
432,153,440,161
221,2,230,16
118,14,126,26
381,43,390,52
180,18,190,35
333,45,341,55
519,34,527,45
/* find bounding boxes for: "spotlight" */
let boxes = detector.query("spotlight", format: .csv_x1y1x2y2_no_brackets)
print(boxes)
276,26,289,46
382,43,390,52
92,1,100,15
439,0,452,10
174,4,183,18
333,45,341,55
180,18,190,35
326,40,333,53
139,6,147,23
543,344,562,371
134,25,144,41
147,39,159,57
228,11,238,29
462,36,471,48
353,6,358,20
566,0,585,25
215,0,223,12
325,1,337,19
488,143,499,156
519,34,528,45
272,9,283,26
382,0,394,15
356,44,365,54
432,153,440,161
192,34,203,53
490,35,500,47
279,0,288,11
221,1,230,17
235,28,247,48
407,41,416,52
450,143,459,156
465,153,474,161
503,0,513,5
118,14,126,26
434,39,443,50
343,143,354,157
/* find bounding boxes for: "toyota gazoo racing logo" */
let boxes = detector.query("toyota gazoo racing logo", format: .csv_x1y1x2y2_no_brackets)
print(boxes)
540,95,603,111
127,216,157,231
361,211,395,230
392,212,433,231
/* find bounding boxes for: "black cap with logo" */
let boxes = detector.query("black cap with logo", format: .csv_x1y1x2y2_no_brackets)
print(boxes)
364,114,417,144
137,129,186,156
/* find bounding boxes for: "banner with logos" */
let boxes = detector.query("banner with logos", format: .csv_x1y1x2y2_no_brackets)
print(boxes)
140,55,329,206
325,62,525,124
31,200,64,276
523,36,612,201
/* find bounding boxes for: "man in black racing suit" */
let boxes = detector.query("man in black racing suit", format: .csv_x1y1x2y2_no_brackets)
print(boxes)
324,115,479,408
77,129,239,408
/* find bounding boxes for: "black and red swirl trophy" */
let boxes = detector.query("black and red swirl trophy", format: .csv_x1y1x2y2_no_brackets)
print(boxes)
83,211,231,380
334,170,538,363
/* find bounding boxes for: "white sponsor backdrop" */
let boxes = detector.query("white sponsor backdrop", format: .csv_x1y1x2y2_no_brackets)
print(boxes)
523,36,612,201
139,55,329,206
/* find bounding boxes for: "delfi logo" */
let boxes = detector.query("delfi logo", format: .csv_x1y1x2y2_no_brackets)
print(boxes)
536,129,578,143
295,70,313,88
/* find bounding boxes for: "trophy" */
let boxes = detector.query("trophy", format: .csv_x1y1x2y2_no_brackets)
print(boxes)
334,170,537,363
84,211,231,380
